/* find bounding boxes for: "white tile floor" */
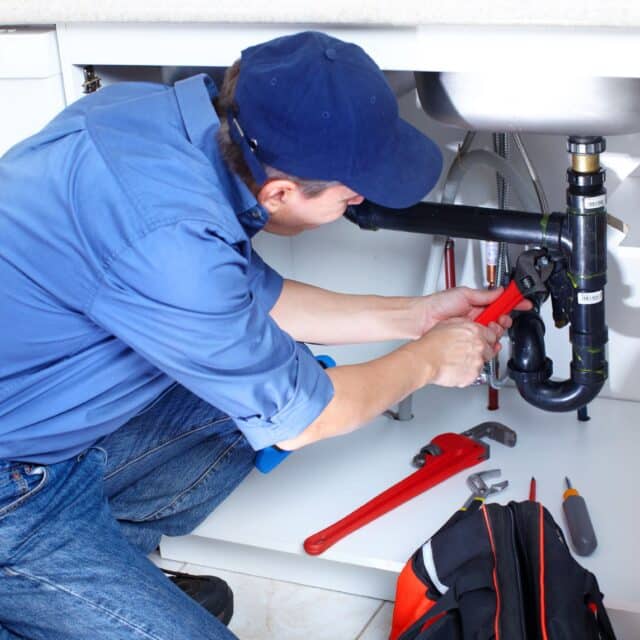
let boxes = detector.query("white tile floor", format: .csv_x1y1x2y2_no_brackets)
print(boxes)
150,553,640,639
151,553,393,639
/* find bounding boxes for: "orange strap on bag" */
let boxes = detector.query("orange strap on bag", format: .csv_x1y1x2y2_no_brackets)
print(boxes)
390,556,439,640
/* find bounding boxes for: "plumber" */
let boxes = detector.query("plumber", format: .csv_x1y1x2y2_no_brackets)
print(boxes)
0,31,520,640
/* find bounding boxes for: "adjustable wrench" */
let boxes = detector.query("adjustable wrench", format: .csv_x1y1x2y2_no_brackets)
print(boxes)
475,248,553,326
303,422,516,555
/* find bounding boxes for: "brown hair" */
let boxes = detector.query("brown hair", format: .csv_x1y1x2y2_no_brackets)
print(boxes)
214,60,338,197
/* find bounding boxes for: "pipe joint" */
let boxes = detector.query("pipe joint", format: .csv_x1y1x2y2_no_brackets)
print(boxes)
571,360,608,386
570,329,609,348
508,357,553,384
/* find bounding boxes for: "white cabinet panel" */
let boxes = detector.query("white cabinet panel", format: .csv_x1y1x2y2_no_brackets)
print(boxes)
0,28,65,156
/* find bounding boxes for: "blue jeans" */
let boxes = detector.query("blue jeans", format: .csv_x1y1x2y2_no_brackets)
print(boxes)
0,384,255,639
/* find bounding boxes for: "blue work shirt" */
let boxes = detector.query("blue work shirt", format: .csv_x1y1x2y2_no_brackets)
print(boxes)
0,74,334,463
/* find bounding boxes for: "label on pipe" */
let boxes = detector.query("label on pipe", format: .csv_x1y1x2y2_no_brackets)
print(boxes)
577,290,603,305
584,195,606,210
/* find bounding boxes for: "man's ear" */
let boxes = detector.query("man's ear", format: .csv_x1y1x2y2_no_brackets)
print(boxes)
257,179,299,213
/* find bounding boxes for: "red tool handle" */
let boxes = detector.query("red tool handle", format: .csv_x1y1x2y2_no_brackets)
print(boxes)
303,433,487,555
474,280,524,327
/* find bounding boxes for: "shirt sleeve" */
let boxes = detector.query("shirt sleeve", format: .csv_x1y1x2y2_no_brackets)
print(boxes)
246,249,284,312
88,220,334,450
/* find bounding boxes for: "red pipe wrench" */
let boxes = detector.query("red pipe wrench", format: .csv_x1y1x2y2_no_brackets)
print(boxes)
474,248,553,326
303,422,516,555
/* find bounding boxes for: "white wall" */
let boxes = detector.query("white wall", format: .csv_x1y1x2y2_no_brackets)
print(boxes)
254,89,640,403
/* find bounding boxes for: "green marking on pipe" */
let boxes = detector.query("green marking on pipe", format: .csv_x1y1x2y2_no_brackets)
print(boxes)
540,213,549,243
574,367,607,377
573,347,604,360
566,272,606,287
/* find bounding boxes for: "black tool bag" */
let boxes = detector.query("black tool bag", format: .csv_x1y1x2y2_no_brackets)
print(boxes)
390,501,616,640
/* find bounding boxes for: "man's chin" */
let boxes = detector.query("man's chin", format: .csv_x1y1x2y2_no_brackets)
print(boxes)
264,225,314,237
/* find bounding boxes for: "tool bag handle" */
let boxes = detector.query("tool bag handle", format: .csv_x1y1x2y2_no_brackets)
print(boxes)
584,574,617,640
398,573,495,640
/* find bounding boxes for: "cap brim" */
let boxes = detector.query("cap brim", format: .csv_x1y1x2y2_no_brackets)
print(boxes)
346,119,443,209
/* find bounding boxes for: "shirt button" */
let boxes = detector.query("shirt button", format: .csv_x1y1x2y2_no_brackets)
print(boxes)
251,210,262,219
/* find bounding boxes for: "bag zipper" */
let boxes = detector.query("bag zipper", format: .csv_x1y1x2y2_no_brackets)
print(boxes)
506,504,528,639
537,504,550,640
481,505,501,640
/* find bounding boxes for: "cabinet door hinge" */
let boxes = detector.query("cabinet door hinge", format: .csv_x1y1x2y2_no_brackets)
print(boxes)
82,65,102,94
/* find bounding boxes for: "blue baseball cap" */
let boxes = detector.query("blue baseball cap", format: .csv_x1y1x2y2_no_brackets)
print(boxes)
227,31,442,209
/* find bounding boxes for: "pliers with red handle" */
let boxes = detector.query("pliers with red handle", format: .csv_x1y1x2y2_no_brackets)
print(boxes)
475,248,554,327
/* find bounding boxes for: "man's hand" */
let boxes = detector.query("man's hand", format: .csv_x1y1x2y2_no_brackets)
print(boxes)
418,286,533,336
278,314,502,450
409,318,501,388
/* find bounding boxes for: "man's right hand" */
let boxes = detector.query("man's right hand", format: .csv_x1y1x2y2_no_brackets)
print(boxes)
277,316,502,451
404,318,501,388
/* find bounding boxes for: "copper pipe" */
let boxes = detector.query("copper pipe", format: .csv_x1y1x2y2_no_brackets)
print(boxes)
486,264,497,288
444,238,456,289
488,383,499,411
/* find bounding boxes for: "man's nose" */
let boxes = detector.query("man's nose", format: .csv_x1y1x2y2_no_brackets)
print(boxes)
347,195,365,206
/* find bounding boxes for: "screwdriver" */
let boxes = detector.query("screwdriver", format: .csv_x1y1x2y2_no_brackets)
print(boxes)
562,477,597,556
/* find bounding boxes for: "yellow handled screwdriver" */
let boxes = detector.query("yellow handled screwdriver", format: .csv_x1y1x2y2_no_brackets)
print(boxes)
563,477,597,556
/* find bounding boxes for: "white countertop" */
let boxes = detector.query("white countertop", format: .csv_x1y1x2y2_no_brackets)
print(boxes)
2,0,640,28
162,385,640,614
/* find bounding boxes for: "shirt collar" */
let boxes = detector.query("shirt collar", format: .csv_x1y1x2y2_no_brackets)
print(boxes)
174,74,269,235
225,155,270,238
174,73,219,152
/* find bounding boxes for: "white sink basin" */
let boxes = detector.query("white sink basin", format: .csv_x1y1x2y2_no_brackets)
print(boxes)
415,72,640,135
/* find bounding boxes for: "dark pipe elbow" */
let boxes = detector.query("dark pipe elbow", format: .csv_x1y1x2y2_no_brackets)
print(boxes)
508,312,605,412
511,376,604,413
509,312,547,372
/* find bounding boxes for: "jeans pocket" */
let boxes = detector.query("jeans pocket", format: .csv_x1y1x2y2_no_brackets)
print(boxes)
0,464,48,522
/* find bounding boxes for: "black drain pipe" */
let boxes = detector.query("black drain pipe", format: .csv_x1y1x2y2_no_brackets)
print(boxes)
508,137,608,411
345,201,565,251
345,135,608,412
